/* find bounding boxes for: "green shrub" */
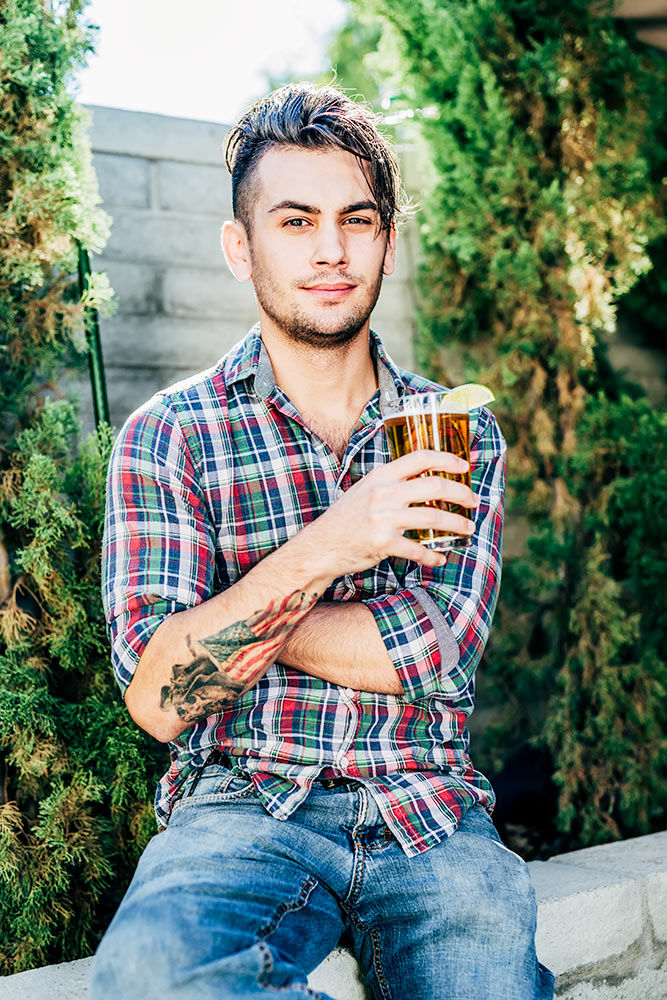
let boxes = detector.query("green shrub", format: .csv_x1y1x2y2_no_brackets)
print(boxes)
0,0,165,973
348,0,667,847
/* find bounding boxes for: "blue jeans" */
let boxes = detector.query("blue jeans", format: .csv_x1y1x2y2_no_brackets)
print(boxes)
91,763,554,999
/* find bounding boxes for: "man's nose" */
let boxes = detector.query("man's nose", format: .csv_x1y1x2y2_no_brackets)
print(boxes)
310,221,348,268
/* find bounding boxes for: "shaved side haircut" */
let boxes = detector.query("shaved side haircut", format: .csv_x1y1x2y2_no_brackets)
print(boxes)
223,82,410,238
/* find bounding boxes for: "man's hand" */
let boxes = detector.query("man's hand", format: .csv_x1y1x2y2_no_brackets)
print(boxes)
303,449,479,576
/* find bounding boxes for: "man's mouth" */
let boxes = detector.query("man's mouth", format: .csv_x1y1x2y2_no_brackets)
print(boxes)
302,282,357,298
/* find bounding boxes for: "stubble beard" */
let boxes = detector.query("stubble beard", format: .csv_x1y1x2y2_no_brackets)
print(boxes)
249,253,385,351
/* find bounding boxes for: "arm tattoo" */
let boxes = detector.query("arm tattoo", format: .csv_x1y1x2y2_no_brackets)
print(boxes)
160,590,317,723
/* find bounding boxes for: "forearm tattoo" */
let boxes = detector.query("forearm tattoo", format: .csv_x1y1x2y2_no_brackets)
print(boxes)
160,590,317,723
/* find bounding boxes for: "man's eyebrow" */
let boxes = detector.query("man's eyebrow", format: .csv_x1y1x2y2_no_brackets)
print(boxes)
266,199,379,215
340,200,379,214
268,200,321,215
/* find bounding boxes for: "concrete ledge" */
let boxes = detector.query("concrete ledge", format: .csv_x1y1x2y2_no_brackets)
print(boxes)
2,831,666,999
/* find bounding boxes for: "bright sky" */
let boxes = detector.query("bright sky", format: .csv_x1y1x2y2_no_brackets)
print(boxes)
74,0,348,125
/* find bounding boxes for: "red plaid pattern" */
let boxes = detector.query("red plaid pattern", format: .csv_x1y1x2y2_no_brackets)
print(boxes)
102,325,506,856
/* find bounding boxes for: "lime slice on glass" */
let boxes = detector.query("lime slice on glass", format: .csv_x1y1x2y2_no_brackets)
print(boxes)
444,383,495,410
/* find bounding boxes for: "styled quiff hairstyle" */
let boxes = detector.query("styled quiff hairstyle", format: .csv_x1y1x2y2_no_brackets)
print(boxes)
223,82,409,236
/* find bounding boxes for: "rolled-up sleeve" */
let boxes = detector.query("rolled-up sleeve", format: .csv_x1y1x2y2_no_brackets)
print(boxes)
364,406,506,702
101,397,216,697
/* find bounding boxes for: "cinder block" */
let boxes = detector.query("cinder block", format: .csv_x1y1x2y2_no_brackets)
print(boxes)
57,371,97,441
104,365,211,431
102,209,228,268
646,870,667,944
92,258,159,315
528,860,643,976
0,955,94,999
162,266,256,320
390,234,417,281
308,946,370,1000
372,276,416,369
158,161,232,216
92,152,151,209
374,274,415,317
551,831,667,879
556,961,667,1000
86,104,230,166
0,949,370,1000
99,314,249,369
58,365,203,441
370,319,415,371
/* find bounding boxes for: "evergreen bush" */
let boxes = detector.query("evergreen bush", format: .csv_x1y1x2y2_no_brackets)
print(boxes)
347,0,667,849
0,0,165,973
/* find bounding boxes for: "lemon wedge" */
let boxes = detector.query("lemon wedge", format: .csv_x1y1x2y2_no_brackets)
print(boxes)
444,383,495,410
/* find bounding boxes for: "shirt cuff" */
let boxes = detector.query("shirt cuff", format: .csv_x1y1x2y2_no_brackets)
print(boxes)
108,598,186,697
364,588,454,702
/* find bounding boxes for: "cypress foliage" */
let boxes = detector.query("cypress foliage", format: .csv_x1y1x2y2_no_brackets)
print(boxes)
349,0,667,848
0,0,165,972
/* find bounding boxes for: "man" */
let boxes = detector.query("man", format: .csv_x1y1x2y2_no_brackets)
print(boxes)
92,83,553,1000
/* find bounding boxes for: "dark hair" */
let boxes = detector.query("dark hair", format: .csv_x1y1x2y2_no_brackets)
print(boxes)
223,82,409,236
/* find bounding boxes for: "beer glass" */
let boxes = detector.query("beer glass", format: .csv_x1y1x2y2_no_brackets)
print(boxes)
383,392,473,552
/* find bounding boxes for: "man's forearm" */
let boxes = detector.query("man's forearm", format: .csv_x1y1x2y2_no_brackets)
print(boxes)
125,528,335,743
278,602,403,695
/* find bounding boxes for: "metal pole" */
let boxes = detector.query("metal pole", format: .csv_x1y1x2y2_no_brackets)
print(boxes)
76,242,110,429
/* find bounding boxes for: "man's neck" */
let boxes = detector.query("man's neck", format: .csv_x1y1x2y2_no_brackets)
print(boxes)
258,321,378,428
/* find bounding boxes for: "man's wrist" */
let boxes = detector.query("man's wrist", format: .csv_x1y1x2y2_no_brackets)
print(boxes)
278,516,341,595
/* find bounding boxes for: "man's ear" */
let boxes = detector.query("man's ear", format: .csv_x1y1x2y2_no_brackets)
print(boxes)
221,220,252,281
382,223,397,276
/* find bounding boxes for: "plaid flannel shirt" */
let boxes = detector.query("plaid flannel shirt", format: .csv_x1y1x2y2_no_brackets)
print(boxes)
102,324,505,856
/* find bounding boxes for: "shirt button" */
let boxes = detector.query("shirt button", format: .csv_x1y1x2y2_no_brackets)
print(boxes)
339,757,350,770
344,687,354,698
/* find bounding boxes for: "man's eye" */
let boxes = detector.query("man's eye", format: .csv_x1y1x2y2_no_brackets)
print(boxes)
283,218,309,228
345,217,372,226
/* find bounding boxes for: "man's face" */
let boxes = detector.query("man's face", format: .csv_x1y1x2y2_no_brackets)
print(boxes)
234,146,396,350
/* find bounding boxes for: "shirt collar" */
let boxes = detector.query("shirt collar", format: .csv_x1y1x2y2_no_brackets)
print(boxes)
223,323,406,408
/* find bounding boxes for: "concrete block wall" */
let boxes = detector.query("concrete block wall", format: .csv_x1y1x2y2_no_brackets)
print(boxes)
82,104,418,436
2,830,666,999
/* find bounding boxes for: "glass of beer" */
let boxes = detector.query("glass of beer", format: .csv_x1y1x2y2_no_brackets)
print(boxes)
383,391,473,552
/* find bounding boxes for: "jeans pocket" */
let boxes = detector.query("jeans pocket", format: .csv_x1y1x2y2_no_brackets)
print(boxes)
172,753,255,813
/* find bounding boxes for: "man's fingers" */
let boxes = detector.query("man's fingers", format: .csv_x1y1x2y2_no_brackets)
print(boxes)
383,448,469,479
402,475,478,509
392,537,449,568
405,507,475,536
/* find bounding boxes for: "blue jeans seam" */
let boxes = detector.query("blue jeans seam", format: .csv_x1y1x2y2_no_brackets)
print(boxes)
171,784,255,816
362,829,393,852
344,833,366,908
368,924,392,1000
343,791,369,908
256,874,319,941
342,906,392,1000
256,941,325,997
